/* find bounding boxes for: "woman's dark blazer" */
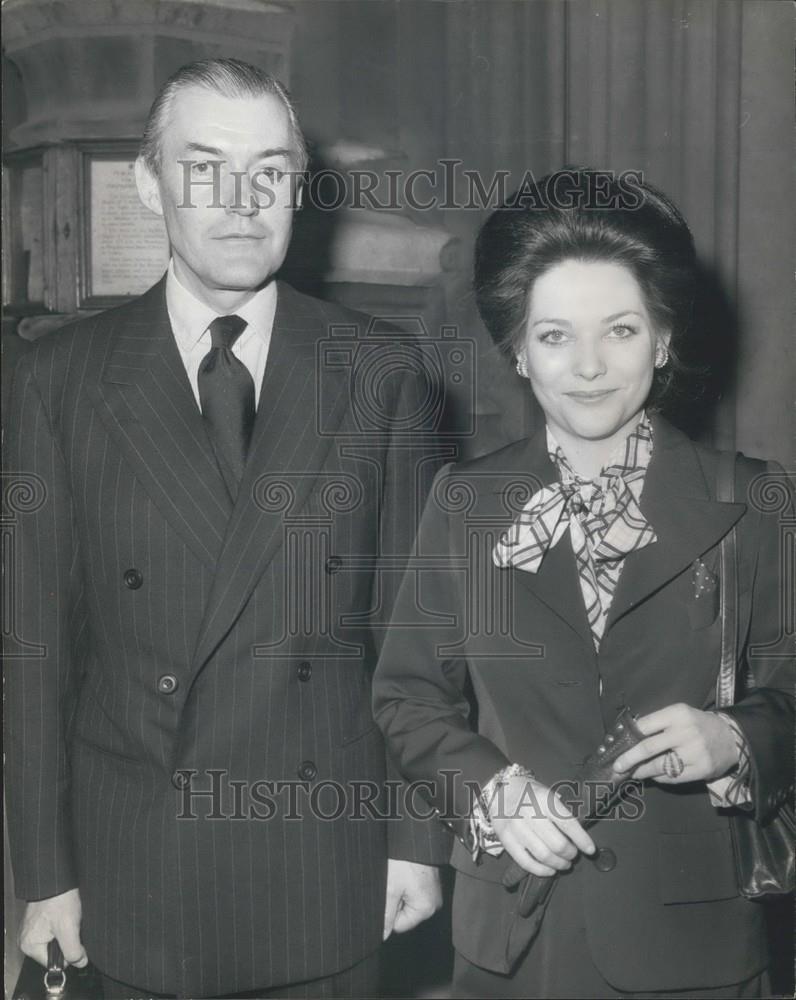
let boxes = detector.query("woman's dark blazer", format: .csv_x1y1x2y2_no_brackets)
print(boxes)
373,414,794,993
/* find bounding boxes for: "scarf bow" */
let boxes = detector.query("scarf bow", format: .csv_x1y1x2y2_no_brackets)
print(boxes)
493,418,657,645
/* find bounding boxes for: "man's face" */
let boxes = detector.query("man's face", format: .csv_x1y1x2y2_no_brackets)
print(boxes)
136,85,299,309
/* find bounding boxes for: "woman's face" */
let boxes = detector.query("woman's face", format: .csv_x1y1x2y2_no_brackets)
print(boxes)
519,259,667,456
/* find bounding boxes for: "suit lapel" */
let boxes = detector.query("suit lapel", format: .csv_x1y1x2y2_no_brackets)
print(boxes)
485,430,595,648
192,283,350,670
511,528,595,648
605,416,746,632
86,279,232,570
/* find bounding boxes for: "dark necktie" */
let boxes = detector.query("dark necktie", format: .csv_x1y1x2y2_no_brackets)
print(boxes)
198,314,255,494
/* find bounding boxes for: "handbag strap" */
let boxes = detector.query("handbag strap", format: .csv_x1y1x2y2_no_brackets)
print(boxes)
716,451,739,709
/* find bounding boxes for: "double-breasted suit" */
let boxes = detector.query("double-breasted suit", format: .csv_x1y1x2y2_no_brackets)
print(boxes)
373,416,794,994
5,278,447,997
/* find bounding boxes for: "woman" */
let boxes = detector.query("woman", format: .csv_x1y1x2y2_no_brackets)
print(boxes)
373,171,793,997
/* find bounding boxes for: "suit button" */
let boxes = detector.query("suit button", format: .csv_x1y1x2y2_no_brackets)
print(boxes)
325,556,343,574
593,847,617,872
157,674,178,695
124,568,143,589
297,661,312,682
298,760,317,781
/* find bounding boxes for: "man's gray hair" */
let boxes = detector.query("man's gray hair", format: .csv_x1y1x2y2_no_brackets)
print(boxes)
139,57,308,175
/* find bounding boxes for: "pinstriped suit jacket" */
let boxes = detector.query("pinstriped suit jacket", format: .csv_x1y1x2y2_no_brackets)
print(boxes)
4,278,450,997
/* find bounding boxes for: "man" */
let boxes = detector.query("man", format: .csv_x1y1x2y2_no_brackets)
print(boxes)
6,58,446,999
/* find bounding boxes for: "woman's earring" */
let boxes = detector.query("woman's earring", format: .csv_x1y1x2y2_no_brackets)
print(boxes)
516,355,529,378
654,344,669,369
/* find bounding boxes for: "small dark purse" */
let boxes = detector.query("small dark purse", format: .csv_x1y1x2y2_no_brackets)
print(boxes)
500,705,646,968
12,940,103,1000
716,452,795,898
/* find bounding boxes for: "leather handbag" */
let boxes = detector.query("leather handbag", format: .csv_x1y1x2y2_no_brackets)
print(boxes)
716,451,795,898
12,940,103,1000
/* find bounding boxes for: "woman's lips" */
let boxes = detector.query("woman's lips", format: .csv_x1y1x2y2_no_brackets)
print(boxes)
214,233,266,241
565,389,618,401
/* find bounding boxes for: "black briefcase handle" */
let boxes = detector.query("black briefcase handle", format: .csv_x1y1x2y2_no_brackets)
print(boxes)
12,939,103,1000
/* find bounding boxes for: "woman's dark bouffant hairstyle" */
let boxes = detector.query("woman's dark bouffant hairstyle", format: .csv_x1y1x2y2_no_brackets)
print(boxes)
474,169,698,408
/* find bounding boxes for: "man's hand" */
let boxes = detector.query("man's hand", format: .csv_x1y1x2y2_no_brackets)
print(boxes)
613,704,739,783
383,859,442,940
489,774,596,877
19,888,88,969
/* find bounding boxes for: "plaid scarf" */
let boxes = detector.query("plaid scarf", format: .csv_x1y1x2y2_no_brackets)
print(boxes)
493,415,657,648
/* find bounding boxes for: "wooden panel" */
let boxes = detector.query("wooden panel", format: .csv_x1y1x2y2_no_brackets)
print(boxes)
43,145,80,314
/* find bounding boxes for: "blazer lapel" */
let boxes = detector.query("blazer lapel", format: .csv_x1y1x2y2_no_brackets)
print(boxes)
605,416,746,632
86,279,232,571
488,429,595,648
192,283,350,670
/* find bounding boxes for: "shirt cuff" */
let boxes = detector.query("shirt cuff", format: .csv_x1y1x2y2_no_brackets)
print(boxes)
706,712,753,809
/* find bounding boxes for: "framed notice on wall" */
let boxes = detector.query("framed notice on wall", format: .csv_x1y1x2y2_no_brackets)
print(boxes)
80,143,170,308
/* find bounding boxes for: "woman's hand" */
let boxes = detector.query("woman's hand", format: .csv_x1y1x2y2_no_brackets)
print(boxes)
488,774,596,877
613,703,740,783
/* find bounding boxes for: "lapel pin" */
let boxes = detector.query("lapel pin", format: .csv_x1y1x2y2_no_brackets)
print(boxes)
692,558,718,599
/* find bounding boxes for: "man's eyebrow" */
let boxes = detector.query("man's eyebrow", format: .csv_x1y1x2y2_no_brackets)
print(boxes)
183,142,224,156
254,147,293,160
181,142,293,160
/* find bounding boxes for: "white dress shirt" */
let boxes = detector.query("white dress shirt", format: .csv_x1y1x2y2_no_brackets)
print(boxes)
165,260,277,410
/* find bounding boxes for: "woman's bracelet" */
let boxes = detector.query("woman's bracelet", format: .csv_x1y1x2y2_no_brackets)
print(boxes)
470,763,537,860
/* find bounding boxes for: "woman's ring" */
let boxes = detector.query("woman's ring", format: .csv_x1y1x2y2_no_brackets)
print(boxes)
663,750,685,779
